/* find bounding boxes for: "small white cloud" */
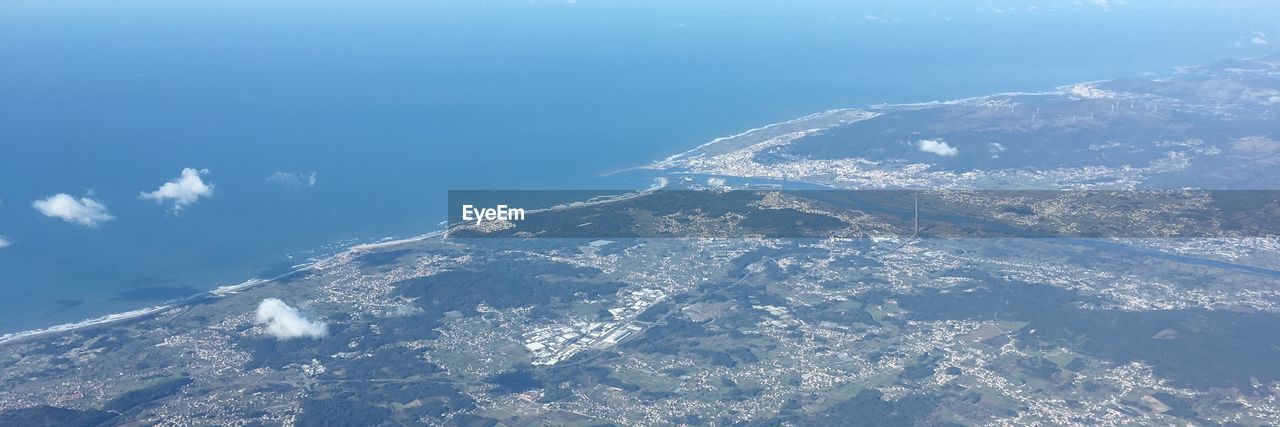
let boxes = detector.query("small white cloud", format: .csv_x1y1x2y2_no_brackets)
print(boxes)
0,236,11,248
1068,84,1114,99
863,14,898,23
988,142,1006,152
1087,0,1123,10
267,171,318,189
141,168,214,211
33,193,115,226
1252,32,1269,46
255,298,328,339
917,139,959,157
391,303,424,317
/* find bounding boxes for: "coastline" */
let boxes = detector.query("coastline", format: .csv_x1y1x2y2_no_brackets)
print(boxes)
0,82,1100,347
0,60,1221,348
0,179,670,347
633,87,1091,176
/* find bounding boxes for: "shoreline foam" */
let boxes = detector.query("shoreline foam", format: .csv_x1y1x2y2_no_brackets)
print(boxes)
0,178,672,347
0,232,441,346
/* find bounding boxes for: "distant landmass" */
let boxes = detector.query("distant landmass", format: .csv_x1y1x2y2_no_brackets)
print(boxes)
653,55,1280,190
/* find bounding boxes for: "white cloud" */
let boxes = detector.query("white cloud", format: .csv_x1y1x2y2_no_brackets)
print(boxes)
255,298,328,339
391,303,424,317
1085,0,1124,10
0,236,11,248
917,139,959,157
1073,0,1127,11
32,194,115,226
1252,32,1269,46
141,168,214,211
267,171,317,188
863,14,899,23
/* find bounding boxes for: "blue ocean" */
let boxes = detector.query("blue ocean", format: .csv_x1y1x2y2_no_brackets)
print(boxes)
1,0,1276,333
